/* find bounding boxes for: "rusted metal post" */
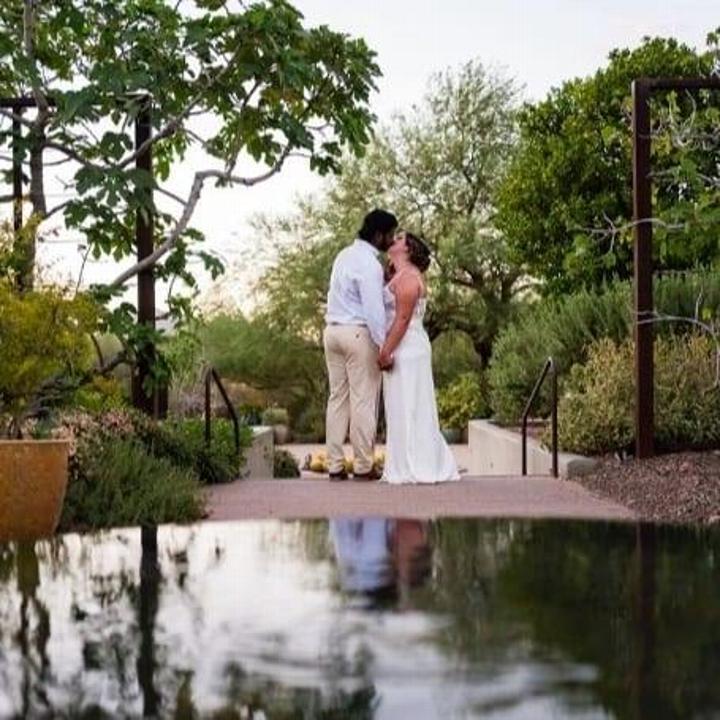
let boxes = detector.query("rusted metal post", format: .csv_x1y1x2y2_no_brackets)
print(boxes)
521,358,555,477
204,366,241,454
205,367,213,447
132,99,157,415
632,80,654,459
550,360,558,478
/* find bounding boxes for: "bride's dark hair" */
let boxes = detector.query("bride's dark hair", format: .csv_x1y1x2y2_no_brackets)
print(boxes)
405,232,431,272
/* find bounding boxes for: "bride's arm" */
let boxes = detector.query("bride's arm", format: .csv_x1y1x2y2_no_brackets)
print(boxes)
378,275,420,368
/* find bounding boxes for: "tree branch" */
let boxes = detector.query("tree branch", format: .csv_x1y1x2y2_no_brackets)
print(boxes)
25,349,130,420
44,200,72,220
75,243,91,293
90,333,105,367
638,312,720,388
156,185,187,206
109,146,293,289
0,115,107,173
42,139,106,173
116,42,250,170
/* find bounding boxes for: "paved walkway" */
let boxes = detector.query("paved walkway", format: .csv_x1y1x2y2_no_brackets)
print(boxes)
207,476,635,522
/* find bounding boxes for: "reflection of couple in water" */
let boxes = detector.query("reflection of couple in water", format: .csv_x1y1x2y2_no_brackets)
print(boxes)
329,518,431,607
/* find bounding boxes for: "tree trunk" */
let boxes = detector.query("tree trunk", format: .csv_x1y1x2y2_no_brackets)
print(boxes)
16,124,50,291
473,337,493,369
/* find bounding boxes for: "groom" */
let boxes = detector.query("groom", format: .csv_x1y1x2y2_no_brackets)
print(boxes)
324,209,398,481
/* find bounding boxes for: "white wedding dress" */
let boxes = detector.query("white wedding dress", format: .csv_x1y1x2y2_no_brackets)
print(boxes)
381,286,460,484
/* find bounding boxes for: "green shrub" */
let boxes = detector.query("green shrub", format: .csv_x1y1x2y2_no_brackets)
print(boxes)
554,339,635,454
43,409,251,487
293,401,325,442
489,273,720,425
0,282,97,436
555,334,720,455
149,417,252,484
237,403,263,426
655,334,720,451
274,449,301,478
69,376,128,413
42,408,258,530
262,406,289,426
437,372,490,430
201,313,325,419
432,331,480,388
162,322,204,390
488,284,630,425
60,438,204,530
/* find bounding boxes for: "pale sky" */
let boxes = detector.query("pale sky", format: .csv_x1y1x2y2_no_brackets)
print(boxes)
18,0,719,311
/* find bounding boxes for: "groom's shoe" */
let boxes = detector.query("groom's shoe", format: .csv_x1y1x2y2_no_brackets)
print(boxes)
329,469,349,481
353,467,382,482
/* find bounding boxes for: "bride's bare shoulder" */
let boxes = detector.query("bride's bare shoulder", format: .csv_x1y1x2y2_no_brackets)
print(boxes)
394,268,424,291
389,270,423,302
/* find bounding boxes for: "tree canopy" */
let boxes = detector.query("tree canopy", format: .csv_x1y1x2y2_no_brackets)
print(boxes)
0,0,381,382
495,35,720,295
255,60,524,365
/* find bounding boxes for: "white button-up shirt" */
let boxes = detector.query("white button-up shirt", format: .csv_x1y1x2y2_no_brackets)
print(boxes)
326,239,387,347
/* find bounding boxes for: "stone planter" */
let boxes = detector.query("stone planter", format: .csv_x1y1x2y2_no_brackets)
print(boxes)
0,440,70,542
241,426,274,479
467,419,598,478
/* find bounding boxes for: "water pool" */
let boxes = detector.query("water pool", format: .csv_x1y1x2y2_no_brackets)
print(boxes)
0,518,718,718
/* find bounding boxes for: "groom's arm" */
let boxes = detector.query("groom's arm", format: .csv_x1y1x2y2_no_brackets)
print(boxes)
357,261,387,348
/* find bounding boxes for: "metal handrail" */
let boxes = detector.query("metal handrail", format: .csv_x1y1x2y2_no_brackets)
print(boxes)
521,357,558,478
203,365,241,455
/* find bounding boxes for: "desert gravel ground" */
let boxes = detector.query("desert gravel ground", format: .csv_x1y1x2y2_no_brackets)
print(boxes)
575,451,720,525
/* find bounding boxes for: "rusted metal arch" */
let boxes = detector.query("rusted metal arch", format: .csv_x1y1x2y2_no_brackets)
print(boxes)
631,76,720,458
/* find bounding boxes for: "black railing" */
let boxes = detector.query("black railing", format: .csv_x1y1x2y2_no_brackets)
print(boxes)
203,366,240,455
521,357,558,478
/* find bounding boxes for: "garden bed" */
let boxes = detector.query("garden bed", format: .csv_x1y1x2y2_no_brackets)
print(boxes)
576,451,720,525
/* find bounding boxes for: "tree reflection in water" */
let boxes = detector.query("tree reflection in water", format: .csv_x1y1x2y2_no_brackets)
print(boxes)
423,520,720,719
0,519,718,718
16,542,51,717
137,524,161,717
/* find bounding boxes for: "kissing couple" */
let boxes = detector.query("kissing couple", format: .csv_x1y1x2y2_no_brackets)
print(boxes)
323,209,460,484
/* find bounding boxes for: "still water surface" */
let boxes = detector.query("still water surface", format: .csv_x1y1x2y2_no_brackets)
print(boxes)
0,518,718,719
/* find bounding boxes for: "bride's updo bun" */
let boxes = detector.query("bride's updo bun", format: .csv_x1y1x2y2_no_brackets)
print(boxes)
406,232,431,272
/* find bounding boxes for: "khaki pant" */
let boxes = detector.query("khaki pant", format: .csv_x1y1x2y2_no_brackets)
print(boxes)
324,325,381,475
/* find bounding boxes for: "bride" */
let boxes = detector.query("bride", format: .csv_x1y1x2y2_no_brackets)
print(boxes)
378,230,460,484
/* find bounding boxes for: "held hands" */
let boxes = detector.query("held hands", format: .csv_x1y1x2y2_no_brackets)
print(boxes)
378,346,394,371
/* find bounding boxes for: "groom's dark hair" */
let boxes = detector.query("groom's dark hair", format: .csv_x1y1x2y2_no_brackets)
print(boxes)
358,209,398,242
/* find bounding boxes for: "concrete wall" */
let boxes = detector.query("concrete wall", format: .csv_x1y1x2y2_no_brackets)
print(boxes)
241,426,274,479
468,420,597,478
